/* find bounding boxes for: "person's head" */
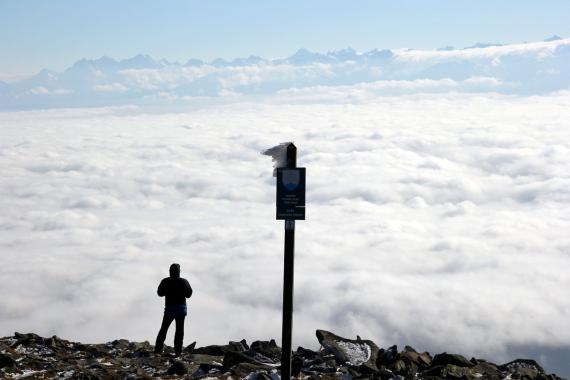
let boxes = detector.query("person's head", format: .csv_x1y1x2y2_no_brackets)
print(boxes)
169,263,181,278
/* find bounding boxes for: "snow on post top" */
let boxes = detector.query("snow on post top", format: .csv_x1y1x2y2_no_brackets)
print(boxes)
262,142,293,177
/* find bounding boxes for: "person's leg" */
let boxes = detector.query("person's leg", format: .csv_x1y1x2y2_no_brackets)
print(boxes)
173,315,185,356
154,314,174,354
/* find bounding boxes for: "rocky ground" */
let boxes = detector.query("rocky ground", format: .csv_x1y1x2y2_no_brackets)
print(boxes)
0,330,565,380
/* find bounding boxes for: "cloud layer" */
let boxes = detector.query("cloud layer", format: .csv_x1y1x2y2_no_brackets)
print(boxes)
1,90,569,375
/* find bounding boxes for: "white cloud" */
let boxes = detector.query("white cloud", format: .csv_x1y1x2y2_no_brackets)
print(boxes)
0,91,569,375
93,82,129,93
29,86,50,95
394,38,570,62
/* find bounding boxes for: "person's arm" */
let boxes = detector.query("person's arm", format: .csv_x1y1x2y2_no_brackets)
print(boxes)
157,279,166,297
185,279,193,298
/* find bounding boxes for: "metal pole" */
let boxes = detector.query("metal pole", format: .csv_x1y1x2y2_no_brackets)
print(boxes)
281,143,296,380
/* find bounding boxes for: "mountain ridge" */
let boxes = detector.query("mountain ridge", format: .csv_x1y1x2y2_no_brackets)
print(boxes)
17,35,570,77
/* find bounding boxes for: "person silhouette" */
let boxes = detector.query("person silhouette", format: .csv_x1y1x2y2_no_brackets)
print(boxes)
154,263,193,356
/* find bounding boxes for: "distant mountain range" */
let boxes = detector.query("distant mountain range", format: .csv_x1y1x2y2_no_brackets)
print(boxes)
1,36,568,110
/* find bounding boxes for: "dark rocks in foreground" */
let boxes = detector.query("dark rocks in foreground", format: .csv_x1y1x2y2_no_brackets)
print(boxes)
0,330,564,379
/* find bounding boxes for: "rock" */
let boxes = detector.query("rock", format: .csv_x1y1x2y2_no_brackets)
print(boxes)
423,364,472,379
377,345,398,366
316,329,380,370
238,339,250,350
398,348,432,368
110,339,130,349
129,341,152,358
128,341,151,350
73,369,103,380
190,353,225,366
193,344,228,356
297,346,320,357
442,364,473,378
431,352,474,368
0,353,16,368
422,364,445,377
193,340,247,356
357,361,381,375
190,362,225,378
229,340,249,352
12,332,41,347
500,359,545,374
184,341,197,354
43,336,57,348
417,352,432,367
230,362,273,377
15,332,41,341
223,349,265,369
251,339,282,360
404,345,415,352
256,372,274,380
167,359,188,375
471,361,502,380
514,367,541,380
292,354,304,376
392,359,407,373
376,365,395,380
247,350,279,365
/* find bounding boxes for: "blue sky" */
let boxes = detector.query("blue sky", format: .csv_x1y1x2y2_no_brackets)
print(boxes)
1,0,569,77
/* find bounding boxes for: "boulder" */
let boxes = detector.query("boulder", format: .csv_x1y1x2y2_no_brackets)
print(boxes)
0,353,16,368
316,329,380,370
184,341,197,354
110,339,130,350
251,339,281,360
192,340,248,356
12,332,42,347
167,359,188,375
398,346,432,368
423,364,472,379
376,365,396,380
246,350,278,365
513,367,541,380
377,345,398,366
191,362,224,379
194,343,241,356
471,361,502,380
296,346,321,360
442,364,473,378
422,364,445,377
186,353,224,366
230,362,273,377
431,352,473,368
223,350,266,369
230,340,250,352
500,359,545,374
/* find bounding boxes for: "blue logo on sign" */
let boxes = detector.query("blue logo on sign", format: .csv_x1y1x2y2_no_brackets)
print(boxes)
282,170,300,191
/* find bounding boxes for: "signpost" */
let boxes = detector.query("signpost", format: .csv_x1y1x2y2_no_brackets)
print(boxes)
263,142,306,380
276,168,306,220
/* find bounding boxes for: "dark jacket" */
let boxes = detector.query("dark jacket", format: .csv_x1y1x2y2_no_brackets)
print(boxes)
157,264,193,306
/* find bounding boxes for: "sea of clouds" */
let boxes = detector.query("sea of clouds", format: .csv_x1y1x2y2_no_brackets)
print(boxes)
1,38,570,377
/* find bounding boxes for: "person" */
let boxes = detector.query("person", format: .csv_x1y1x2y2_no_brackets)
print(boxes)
154,263,193,356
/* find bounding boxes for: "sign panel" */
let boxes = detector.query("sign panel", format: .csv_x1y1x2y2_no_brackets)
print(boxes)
276,168,306,220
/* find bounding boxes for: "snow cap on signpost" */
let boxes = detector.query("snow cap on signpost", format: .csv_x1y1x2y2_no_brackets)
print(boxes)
262,142,294,176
